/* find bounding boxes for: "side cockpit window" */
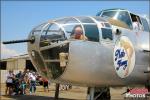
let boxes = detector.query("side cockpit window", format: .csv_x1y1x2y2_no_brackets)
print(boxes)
83,24,99,42
130,13,143,31
64,24,99,42
71,25,86,40
63,24,85,40
101,28,113,41
77,17,99,42
93,16,113,41
141,18,150,32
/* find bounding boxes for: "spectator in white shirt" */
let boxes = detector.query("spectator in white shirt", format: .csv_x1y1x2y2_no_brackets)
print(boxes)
5,70,14,95
29,72,36,94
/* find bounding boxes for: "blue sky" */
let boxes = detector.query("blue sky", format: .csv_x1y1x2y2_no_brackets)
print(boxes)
1,1,149,58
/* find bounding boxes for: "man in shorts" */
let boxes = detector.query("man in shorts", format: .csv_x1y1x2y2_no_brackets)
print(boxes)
5,70,14,95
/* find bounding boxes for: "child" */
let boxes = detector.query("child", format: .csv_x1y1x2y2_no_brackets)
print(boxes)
20,80,26,95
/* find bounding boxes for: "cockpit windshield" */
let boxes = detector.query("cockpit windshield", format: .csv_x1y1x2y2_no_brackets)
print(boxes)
100,10,133,29
55,17,99,42
39,16,101,48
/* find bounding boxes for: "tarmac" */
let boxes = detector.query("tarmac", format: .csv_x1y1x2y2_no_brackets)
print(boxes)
0,83,87,100
0,83,149,100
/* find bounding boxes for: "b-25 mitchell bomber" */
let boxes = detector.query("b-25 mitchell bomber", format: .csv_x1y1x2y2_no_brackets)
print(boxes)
3,9,150,99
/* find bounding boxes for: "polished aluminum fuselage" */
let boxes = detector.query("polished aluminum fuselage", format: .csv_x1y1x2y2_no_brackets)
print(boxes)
58,27,149,87
28,17,149,87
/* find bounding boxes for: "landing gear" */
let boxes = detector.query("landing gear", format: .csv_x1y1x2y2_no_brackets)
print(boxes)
54,83,60,100
87,87,95,100
145,80,150,98
87,87,111,100
145,80,150,92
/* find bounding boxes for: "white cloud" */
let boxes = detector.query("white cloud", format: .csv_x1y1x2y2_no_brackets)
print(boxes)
1,43,20,59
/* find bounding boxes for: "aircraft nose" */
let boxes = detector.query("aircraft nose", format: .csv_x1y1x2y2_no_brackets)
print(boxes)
27,22,69,80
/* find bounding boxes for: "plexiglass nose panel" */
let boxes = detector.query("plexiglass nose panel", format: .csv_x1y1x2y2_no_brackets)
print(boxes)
40,23,66,47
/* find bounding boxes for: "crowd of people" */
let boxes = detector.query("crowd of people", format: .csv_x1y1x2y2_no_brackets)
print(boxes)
5,69,72,96
5,69,46,95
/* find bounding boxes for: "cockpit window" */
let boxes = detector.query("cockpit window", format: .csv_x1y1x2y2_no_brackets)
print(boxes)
100,11,132,29
76,17,95,23
101,11,117,18
63,24,82,39
55,17,88,40
130,13,143,31
63,24,99,42
141,18,150,32
83,24,99,42
101,28,113,41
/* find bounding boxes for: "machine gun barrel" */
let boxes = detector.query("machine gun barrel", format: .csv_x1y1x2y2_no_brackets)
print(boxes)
3,37,35,44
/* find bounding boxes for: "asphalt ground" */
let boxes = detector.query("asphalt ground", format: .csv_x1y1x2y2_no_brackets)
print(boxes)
1,83,149,100
0,83,87,100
